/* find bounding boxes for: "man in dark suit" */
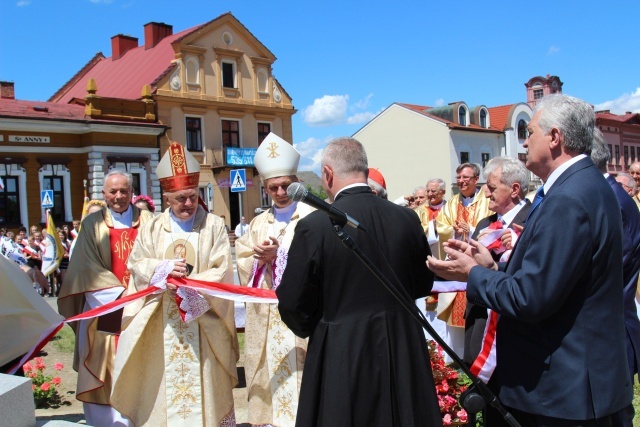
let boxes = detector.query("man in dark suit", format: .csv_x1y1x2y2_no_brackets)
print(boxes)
276,137,442,427
428,94,632,426
591,129,640,427
465,156,532,367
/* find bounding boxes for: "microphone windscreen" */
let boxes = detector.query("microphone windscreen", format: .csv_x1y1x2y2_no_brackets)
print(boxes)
286,182,308,201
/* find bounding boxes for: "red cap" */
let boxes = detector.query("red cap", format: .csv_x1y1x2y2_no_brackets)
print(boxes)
368,168,386,189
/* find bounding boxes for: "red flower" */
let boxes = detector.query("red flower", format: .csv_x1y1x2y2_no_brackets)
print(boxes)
54,363,64,371
22,362,32,373
51,377,61,386
40,383,50,392
443,413,452,425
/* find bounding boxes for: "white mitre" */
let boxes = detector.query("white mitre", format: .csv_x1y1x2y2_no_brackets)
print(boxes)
156,142,200,192
254,132,300,180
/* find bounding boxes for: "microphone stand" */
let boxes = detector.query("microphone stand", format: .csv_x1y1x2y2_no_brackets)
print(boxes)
330,220,521,427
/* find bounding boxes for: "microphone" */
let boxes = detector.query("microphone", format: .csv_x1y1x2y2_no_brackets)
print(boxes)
287,182,365,231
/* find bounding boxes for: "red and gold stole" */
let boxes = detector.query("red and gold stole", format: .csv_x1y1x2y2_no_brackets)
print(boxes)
109,228,138,287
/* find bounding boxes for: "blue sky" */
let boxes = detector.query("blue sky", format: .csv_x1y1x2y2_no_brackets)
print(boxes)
2,0,640,174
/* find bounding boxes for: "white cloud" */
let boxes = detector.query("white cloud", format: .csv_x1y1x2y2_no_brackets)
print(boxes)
434,98,445,107
547,45,560,55
294,136,330,173
594,88,640,114
16,0,31,6
302,94,380,127
302,95,348,126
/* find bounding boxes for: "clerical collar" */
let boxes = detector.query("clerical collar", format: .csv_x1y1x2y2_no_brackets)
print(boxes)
429,200,445,210
274,201,297,222
170,210,196,233
460,190,477,207
499,199,527,226
110,205,133,229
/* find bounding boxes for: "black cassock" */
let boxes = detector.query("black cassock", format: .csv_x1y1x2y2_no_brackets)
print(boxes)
277,186,442,427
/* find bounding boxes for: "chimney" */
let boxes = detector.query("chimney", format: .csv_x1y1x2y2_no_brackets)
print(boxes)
111,34,138,60
144,22,173,49
626,111,632,115
0,81,15,99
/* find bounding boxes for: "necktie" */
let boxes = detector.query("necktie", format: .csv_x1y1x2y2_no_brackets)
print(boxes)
526,187,545,221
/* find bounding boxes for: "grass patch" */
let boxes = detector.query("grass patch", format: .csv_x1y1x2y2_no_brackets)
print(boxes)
50,325,75,353
634,376,640,427
238,332,245,354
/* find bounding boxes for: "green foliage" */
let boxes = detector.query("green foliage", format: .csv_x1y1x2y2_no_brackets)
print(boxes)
23,357,63,408
51,325,75,353
238,332,245,354
306,185,327,201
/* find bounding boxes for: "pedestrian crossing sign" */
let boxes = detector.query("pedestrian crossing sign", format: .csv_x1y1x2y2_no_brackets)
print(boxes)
230,169,246,193
41,189,54,208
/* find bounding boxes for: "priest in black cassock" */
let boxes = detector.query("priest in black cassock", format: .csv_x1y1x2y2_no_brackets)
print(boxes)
276,137,442,427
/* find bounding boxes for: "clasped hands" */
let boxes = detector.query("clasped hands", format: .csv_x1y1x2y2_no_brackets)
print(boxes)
427,239,497,282
253,236,280,267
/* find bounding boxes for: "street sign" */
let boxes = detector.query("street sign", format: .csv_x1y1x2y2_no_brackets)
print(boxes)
41,190,54,208
230,169,246,193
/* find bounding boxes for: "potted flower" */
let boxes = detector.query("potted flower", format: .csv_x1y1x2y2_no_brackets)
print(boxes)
428,340,470,425
23,357,63,408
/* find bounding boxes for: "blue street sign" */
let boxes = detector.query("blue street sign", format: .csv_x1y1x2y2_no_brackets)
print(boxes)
230,169,246,193
41,189,54,208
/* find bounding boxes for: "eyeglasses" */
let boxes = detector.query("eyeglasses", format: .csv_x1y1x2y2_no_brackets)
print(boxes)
267,183,292,192
456,175,477,182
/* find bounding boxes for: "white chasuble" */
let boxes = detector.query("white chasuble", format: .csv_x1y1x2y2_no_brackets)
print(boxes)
162,232,203,426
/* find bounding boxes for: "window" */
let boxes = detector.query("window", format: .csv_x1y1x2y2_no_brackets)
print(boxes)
615,145,620,165
222,120,240,147
608,145,613,164
222,62,235,88
518,119,528,139
43,176,65,224
458,106,467,126
624,146,630,166
481,153,490,167
260,185,270,207
518,153,527,164
0,176,20,226
186,117,202,151
258,123,270,145
257,69,268,93
533,89,543,99
632,147,636,163
131,173,141,197
460,151,469,164
480,109,487,128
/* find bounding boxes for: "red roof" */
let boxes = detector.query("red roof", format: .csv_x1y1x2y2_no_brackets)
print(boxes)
50,26,200,104
0,98,165,129
397,102,503,133
0,98,86,120
487,104,515,131
596,111,640,124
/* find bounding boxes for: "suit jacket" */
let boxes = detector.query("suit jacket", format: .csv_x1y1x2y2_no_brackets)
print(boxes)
277,186,442,427
467,157,632,420
606,174,640,380
464,201,531,365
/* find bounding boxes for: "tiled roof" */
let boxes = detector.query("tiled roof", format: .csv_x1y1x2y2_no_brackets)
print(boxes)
397,103,503,133
0,98,165,128
50,26,200,104
596,111,640,124
487,104,515,131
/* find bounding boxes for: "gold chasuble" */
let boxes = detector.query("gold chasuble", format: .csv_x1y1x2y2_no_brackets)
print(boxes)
435,191,492,326
235,203,313,426
58,207,152,405
111,208,238,427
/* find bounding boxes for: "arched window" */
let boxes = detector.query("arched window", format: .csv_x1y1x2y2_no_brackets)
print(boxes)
518,119,527,139
480,109,487,128
458,106,467,126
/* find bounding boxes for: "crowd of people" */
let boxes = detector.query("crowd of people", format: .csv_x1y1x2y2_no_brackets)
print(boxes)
1,93,638,427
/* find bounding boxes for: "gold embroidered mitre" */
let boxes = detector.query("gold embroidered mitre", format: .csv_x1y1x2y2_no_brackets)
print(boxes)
157,142,200,192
